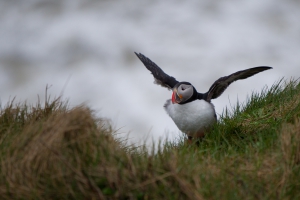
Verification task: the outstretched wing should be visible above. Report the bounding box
[135,52,179,90]
[204,66,272,101]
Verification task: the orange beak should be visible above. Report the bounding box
[171,89,182,104]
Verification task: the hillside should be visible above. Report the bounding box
[0,79,299,199]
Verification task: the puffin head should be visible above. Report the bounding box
[172,82,197,104]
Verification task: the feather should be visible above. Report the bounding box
[135,52,179,90]
[204,66,272,101]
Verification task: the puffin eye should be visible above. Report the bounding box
[181,85,187,91]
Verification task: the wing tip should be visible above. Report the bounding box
[134,52,144,58]
[251,66,273,72]
[134,51,141,58]
[258,66,273,70]
[134,52,149,63]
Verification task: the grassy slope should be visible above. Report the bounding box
[0,80,299,200]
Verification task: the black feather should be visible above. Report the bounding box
[203,66,272,101]
[135,52,179,90]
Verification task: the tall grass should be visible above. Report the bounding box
[0,79,299,199]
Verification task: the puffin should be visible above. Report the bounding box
[135,52,272,142]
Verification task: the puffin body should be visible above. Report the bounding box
[164,99,216,138]
[134,52,272,141]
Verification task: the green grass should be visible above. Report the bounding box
[0,79,299,199]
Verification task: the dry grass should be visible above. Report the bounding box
[0,79,299,199]
[279,119,300,190]
[0,98,122,199]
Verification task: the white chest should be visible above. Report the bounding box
[164,99,216,134]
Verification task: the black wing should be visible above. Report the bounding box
[203,66,272,101]
[135,52,179,90]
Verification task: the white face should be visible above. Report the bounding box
[175,84,193,103]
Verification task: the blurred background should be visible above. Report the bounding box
[0,0,299,146]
